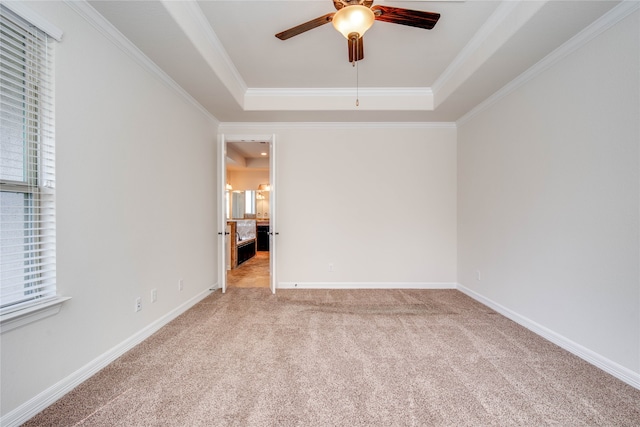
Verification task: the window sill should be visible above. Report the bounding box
[0,296,71,334]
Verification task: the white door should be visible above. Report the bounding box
[269,136,277,294]
[218,134,227,293]
[220,133,276,293]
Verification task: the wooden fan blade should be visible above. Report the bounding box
[371,6,440,30]
[275,13,335,40]
[348,36,364,63]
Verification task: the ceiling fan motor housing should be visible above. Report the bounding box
[333,0,374,11]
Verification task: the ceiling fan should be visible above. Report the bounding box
[275,0,441,63]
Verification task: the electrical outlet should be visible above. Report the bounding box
[328,263,334,272]
[135,297,142,312]
[179,279,184,291]
[476,270,481,281]
[151,288,157,303]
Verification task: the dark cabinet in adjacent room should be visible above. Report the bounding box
[257,225,270,251]
[237,240,256,265]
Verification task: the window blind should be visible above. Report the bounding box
[0,4,56,312]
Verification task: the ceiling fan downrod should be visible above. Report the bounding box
[349,33,360,107]
[349,33,358,67]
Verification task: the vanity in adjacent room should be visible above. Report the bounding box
[227,219,256,269]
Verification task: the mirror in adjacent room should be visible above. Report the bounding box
[229,190,256,219]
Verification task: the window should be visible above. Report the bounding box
[0,4,57,317]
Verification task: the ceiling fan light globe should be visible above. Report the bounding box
[332,5,375,39]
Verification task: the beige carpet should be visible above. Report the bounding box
[24,289,640,426]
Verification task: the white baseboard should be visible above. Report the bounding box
[278,282,457,289]
[456,283,640,391]
[1,286,217,427]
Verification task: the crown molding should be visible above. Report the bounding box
[432,0,547,109]
[431,0,516,91]
[244,87,434,111]
[456,0,640,126]
[161,0,247,107]
[64,0,218,125]
[246,87,432,97]
[219,122,456,130]
[431,0,522,102]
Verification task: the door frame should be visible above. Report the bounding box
[218,133,277,294]
[268,136,277,294]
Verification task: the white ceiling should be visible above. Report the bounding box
[228,140,270,158]
[87,0,620,123]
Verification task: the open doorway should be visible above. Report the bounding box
[223,138,273,290]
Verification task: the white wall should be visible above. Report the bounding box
[1,2,218,419]
[457,10,639,375]
[221,124,458,286]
